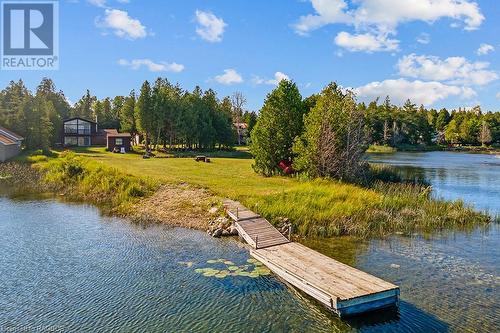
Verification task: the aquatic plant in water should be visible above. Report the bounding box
[191,258,271,279]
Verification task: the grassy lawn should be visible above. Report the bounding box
[72,147,294,199]
[63,147,490,238]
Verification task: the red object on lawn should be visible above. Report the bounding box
[278,160,294,175]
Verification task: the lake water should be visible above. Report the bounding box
[368,151,500,216]
[0,152,499,332]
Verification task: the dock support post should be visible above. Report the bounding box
[288,225,292,240]
[255,235,258,250]
[236,207,239,220]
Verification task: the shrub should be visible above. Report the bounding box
[39,151,157,213]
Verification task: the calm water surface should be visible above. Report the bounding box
[0,152,499,332]
[368,151,500,216]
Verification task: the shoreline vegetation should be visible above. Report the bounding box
[367,144,500,154]
[0,149,493,239]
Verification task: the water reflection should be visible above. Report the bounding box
[305,225,500,332]
[368,151,500,215]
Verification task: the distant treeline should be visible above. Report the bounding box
[0,78,257,151]
[363,97,500,147]
[0,78,498,153]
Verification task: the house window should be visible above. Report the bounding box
[64,137,78,146]
[64,119,91,135]
[115,138,123,146]
[78,122,91,135]
[78,137,91,147]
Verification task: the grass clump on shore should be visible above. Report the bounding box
[245,180,490,238]
[366,145,397,154]
[38,151,158,214]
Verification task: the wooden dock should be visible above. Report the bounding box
[223,199,400,317]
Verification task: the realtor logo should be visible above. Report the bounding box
[1,1,59,70]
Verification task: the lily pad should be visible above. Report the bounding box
[228,266,239,271]
[203,270,219,277]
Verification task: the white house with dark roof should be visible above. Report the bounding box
[0,126,23,162]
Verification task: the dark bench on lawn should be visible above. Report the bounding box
[195,156,211,163]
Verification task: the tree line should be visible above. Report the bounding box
[0,78,258,151]
[251,80,500,178]
[0,77,498,157]
[364,98,500,147]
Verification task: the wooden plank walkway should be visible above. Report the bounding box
[223,199,399,317]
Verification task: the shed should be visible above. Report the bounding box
[106,130,132,152]
[0,126,23,162]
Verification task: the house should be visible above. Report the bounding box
[233,122,248,145]
[0,126,23,162]
[62,117,105,147]
[104,129,132,152]
[62,117,132,152]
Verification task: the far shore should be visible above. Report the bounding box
[367,144,500,154]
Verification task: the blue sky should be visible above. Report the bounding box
[1,0,499,111]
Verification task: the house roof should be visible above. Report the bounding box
[107,132,131,138]
[0,133,17,145]
[0,126,24,141]
[63,117,96,124]
[103,129,119,135]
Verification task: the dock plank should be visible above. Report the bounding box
[224,199,399,316]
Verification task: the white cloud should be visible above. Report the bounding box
[397,54,498,86]
[88,0,106,7]
[118,59,184,72]
[294,0,484,52]
[496,92,500,100]
[476,43,494,56]
[295,0,484,34]
[195,10,226,42]
[354,79,476,106]
[214,69,243,85]
[252,72,290,85]
[293,0,351,36]
[334,31,399,52]
[416,33,430,44]
[98,9,147,40]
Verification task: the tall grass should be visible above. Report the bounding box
[39,151,158,214]
[245,179,490,238]
[366,145,397,153]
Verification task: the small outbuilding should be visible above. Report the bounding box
[0,126,23,162]
[105,129,132,153]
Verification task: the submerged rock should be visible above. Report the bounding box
[212,229,223,238]
[229,225,239,236]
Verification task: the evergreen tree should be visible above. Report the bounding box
[120,91,136,135]
[250,80,304,176]
[71,90,95,120]
[135,81,154,148]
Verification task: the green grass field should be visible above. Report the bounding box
[60,147,490,238]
